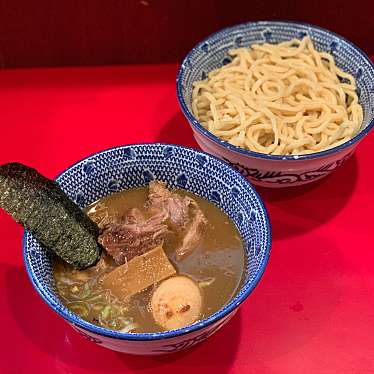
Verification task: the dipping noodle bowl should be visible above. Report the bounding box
[177,21,374,187]
[23,144,271,355]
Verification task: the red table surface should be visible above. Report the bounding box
[0,63,373,374]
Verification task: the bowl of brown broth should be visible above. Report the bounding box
[23,143,271,355]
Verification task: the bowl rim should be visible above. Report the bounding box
[176,20,374,161]
[22,142,272,342]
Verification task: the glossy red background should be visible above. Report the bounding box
[0,64,373,373]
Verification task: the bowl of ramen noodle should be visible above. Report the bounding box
[177,21,374,187]
[22,144,271,355]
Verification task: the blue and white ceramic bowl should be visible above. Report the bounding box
[177,21,374,187]
[23,144,271,355]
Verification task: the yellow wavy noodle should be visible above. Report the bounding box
[192,37,363,155]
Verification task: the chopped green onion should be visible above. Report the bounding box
[198,277,215,288]
[68,302,89,318]
[101,305,111,320]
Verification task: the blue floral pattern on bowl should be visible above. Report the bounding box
[23,143,271,354]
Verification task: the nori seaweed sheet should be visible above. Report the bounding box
[0,163,101,269]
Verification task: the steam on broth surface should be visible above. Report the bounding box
[54,183,245,333]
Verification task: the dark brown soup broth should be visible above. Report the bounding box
[54,187,245,333]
